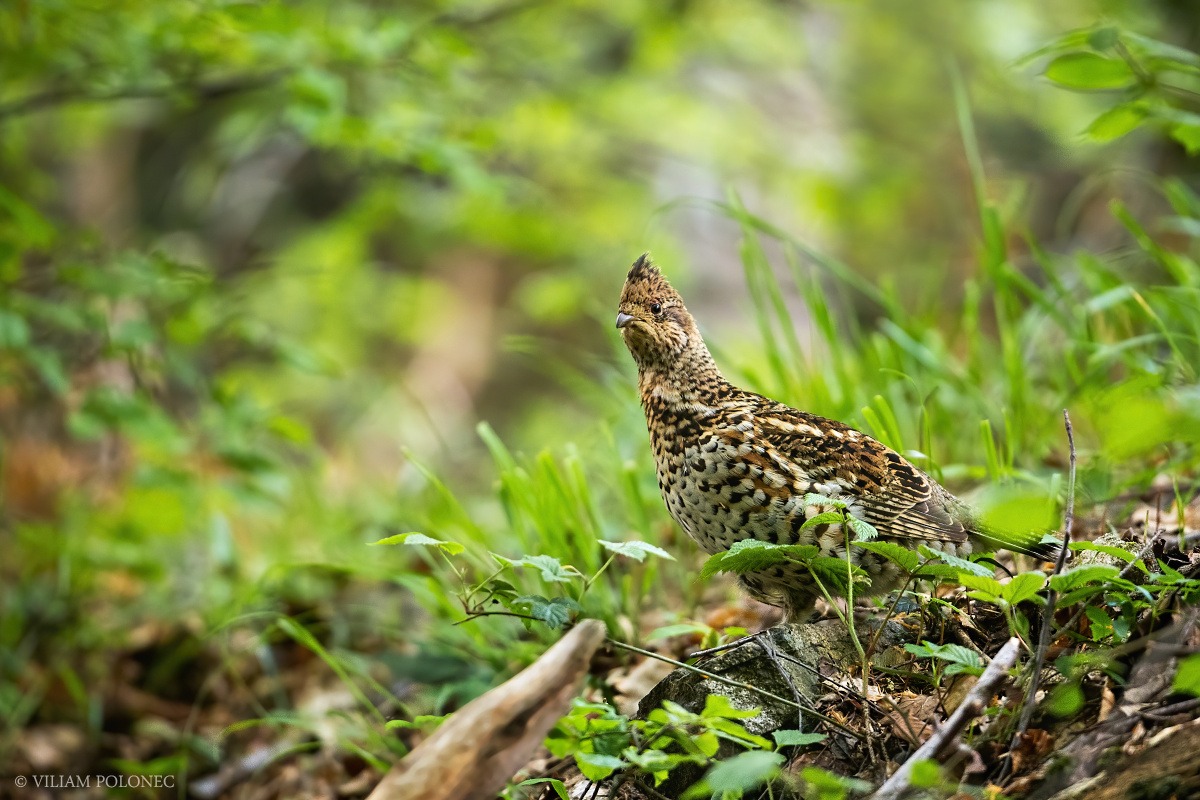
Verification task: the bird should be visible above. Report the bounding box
[616,254,1058,621]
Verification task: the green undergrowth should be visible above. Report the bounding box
[3,19,1200,800]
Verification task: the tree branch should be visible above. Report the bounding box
[869,637,1021,800]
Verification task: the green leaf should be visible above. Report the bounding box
[369,532,465,555]
[853,540,919,573]
[517,778,569,800]
[1085,103,1149,141]
[1049,564,1121,592]
[598,539,674,562]
[908,758,942,788]
[575,751,625,781]
[904,641,984,677]
[959,573,1005,602]
[800,766,874,795]
[1173,654,1200,696]
[847,515,879,542]
[513,595,580,628]
[807,556,869,595]
[1046,681,1084,717]
[701,694,760,720]
[519,554,580,582]
[0,310,30,348]
[1044,52,1136,89]
[803,493,847,509]
[1087,26,1119,51]
[801,511,846,530]
[700,540,819,578]
[919,545,995,577]
[1002,572,1047,605]
[1170,121,1200,156]
[386,714,449,731]
[683,750,785,798]
[25,347,70,395]
[707,717,773,749]
[772,729,828,748]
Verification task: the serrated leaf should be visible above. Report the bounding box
[700,540,818,578]
[1044,52,1136,89]
[960,573,1005,602]
[847,515,879,541]
[808,556,868,595]
[911,563,968,581]
[801,511,846,531]
[1049,564,1121,592]
[772,730,828,747]
[481,578,519,601]
[519,554,579,582]
[598,539,674,562]
[369,532,465,555]
[803,492,848,509]
[513,595,580,628]
[853,540,919,572]
[904,641,984,676]
[1002,572,1047,605]
[919,545,995,577]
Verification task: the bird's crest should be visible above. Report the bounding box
[621,253,677,306]
[627,252,660,281]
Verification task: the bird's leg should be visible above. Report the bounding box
[754,628,806,732]
[686,629,768,660]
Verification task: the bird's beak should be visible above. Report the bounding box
[615,312,635,329]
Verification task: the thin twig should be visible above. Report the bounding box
[869,638,1021,800]
[1008,410,1076,759]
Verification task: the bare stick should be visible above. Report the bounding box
[869,637,1021,800]
[1007,409,1076,762]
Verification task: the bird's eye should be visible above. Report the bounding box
[650,302,663,315]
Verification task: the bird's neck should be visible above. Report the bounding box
[637,344,729,412]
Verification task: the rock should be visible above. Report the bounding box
[632,618,915,795]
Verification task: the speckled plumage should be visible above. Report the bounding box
[617,255,1053,620]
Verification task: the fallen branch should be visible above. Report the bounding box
[366,619,605,800]
[869,637,1021,800]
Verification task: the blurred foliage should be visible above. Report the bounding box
[1,0,1200,794]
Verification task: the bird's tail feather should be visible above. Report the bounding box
[971,525,1066,563]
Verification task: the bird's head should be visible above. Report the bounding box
[616,254,702,371]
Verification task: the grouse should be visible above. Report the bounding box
[616,254,1056,620]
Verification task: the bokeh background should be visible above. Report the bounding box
[3,0,1200,794]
